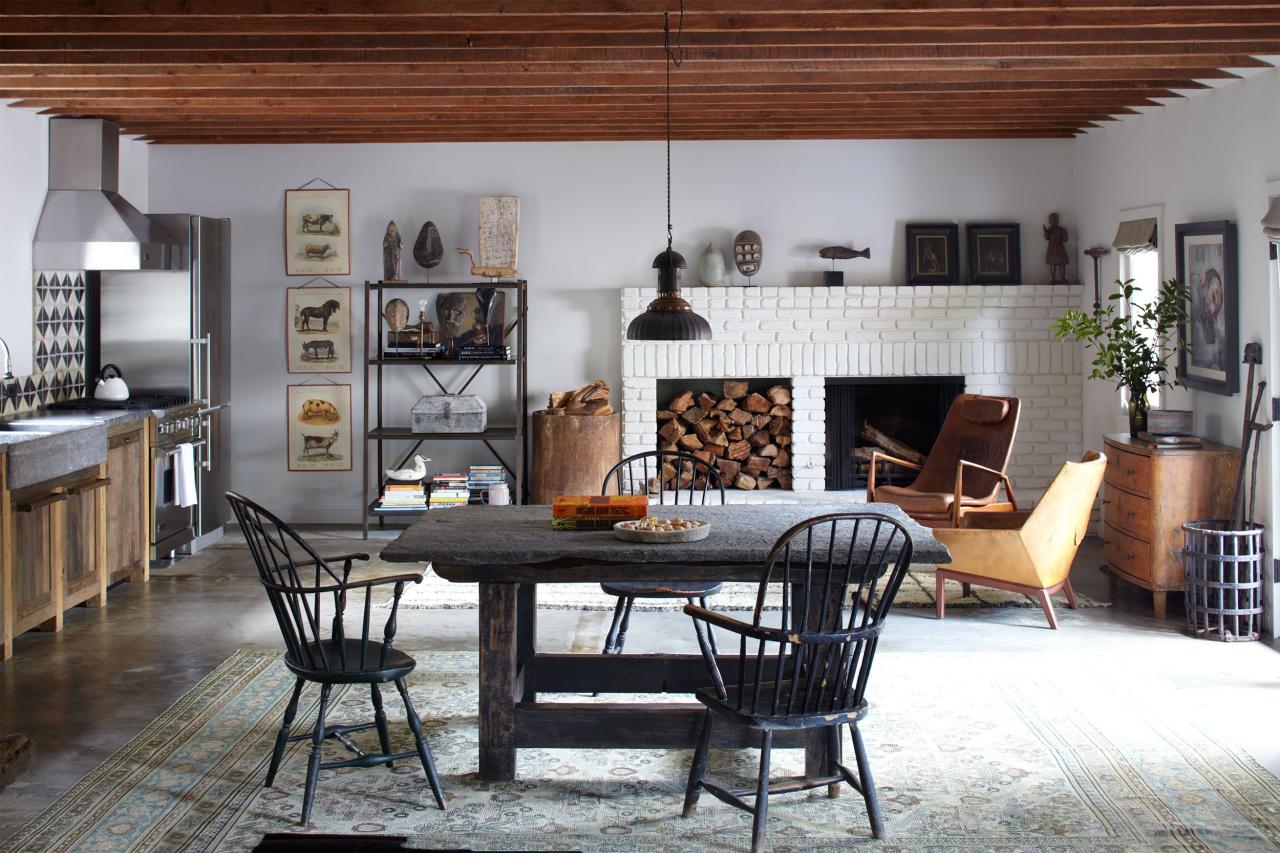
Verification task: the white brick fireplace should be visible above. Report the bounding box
[621,284,1085,502]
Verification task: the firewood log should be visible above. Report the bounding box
[564,398,612,416]
[542,407,566,416]
[745,456,770,475]
[680,406,706,425]
[693,420,717,444]
[669,390,695,414]
[659,441,677,452]
[729,408,753,425]
[548,391,571,409]
[727,427,744,441]
[775,448,790,467]
[760,443,779,458]
[715,397,737,411]
[769,404,792,418]
[751,414,772,429]
[727,440,751,461]
[767,417,790,436]
[698,392,717,412]
[716,458,742,480]
[678,434,703,451]
[748,430,771,448]
[693,450,714,465]
[744,392,771,413]
[723,379,749,399]
[776,435,792,447]
[767,385,791,405]
[656,409,676,421]
[734,473,759,490]
[658,419,686,444]
[705,443,725,457]
[756,477,775,490]
[861,423,925,465]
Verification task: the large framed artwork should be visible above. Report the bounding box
[287,383,352,471]
[286,286,351,373]
[284,188,350,276]
[1176,220,1238,396]
[965,223,1021,285]
[905,223,960,285]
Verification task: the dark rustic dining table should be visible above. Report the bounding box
[381,502,950,782]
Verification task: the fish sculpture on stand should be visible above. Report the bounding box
[819,244,871,286]
[385,454,430,482]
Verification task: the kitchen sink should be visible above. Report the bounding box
[0,419,108,489]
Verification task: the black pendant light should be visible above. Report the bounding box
[626,5,711,342]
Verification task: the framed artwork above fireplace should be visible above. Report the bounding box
[966,223,1022,285]
[906,223,960,285]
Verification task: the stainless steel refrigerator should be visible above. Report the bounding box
[98,214,231,551]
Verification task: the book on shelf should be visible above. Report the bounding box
[456,346,512,360]
[383,344,446,358]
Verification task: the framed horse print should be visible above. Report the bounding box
[286,285,352,373]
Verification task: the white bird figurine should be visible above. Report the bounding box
[385,455,429,482]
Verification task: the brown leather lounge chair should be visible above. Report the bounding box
[868,393,1020,528]
[932,451,1107,629]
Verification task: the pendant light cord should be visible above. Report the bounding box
[664,2,684,254]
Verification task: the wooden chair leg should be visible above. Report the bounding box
[266,677,304,788]
[395,678,446,810]
[682,709,713,817]
[370,684,393,769]
[935,572,946,620]
[961,582,972,598]
[612,597,636,654]
[301,683,331,825]
[851,724,884,839]
[827,724,842,798]
[1036,589,1059,630]
[602,596,627,654]
[751,729,772,853]
[1062,579,1079,610]
[693,596,719,655]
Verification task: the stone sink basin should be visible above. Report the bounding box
[0,418,108,490]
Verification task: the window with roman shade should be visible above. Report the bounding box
[1112,217,1158,255]
[1262,196,1280,257]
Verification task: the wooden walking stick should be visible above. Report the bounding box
[1230,344,1266,528]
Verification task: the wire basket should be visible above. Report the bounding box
[1182,520,1265,642]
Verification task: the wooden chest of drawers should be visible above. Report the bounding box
[1101,433,1238,619]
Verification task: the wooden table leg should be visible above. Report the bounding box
[478,582,518,781]
[517,583,537,702]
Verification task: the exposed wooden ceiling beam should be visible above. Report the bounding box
[0,3,1269,142]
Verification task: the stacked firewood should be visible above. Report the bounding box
[544,380,614,416]
[656,381,792,490]
[852,423,926,480]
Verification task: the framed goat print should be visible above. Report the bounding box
[284,187,350,276]
[906,223,960,285]
[286,285,351,373]
[1176,220,1238,396]
[966,223,1021,285]
[287,383,352,471]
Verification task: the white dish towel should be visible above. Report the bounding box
[175,443,198,508]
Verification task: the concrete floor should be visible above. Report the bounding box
[1,531,1279,844]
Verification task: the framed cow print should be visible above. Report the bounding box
[287,383,352,472]
[284,187,350,276]
[286,285,352,373]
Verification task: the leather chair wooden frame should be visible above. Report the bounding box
[932,451,1106,629]
[867,393,1021,528]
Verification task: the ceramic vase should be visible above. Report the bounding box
[697,242,726,287]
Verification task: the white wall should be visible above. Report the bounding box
[147,139,1076,522]
[1073,67,1280,633]
[0,103,149,378]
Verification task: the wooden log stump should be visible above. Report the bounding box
[531,411,621,503]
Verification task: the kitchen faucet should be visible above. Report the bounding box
[0,337,21,399]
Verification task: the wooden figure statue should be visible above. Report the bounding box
[1043,212,1069,284]
[383,220,405,283]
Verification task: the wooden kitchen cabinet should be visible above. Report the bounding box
[1101,433,1238,619]
[62,470,110,610]
[105,422,149,584]
[8,483,66,639]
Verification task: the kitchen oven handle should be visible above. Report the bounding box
[153,439,207,459]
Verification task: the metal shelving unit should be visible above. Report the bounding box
[362,280,528,538]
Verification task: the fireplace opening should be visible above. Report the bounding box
[825,377,965,490]
[656,378,791,491]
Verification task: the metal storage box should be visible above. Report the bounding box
[411,394,488,433]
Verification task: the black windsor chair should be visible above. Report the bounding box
[599,450,725,655]
[681,511,914,852]
[227,492,446,824]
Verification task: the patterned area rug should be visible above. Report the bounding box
[7,651,1278,852]
[392,564,1107,612]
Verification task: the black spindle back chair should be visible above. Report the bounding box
[681,512,914,853]
[598,450,725,656]
[227,492,446,824]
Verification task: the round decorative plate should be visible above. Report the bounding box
[613,518,711,543]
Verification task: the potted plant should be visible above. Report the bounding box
[1053,278,1189,437]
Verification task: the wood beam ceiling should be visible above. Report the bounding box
[1,2,1275,143]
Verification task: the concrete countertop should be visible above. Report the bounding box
[0,406,150,491]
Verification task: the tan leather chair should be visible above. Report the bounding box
[868,394,1021,528]
[932,451,1106,629]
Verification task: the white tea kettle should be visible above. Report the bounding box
[93,364,130,401]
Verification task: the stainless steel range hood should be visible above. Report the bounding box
[32,118,179,271]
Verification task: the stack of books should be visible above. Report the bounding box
[467,465,506,504]
[429,473,470,510]
[376,481,427,512]
[385,343,445,358]
[551,494,650,530]
[457,345,512,361]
